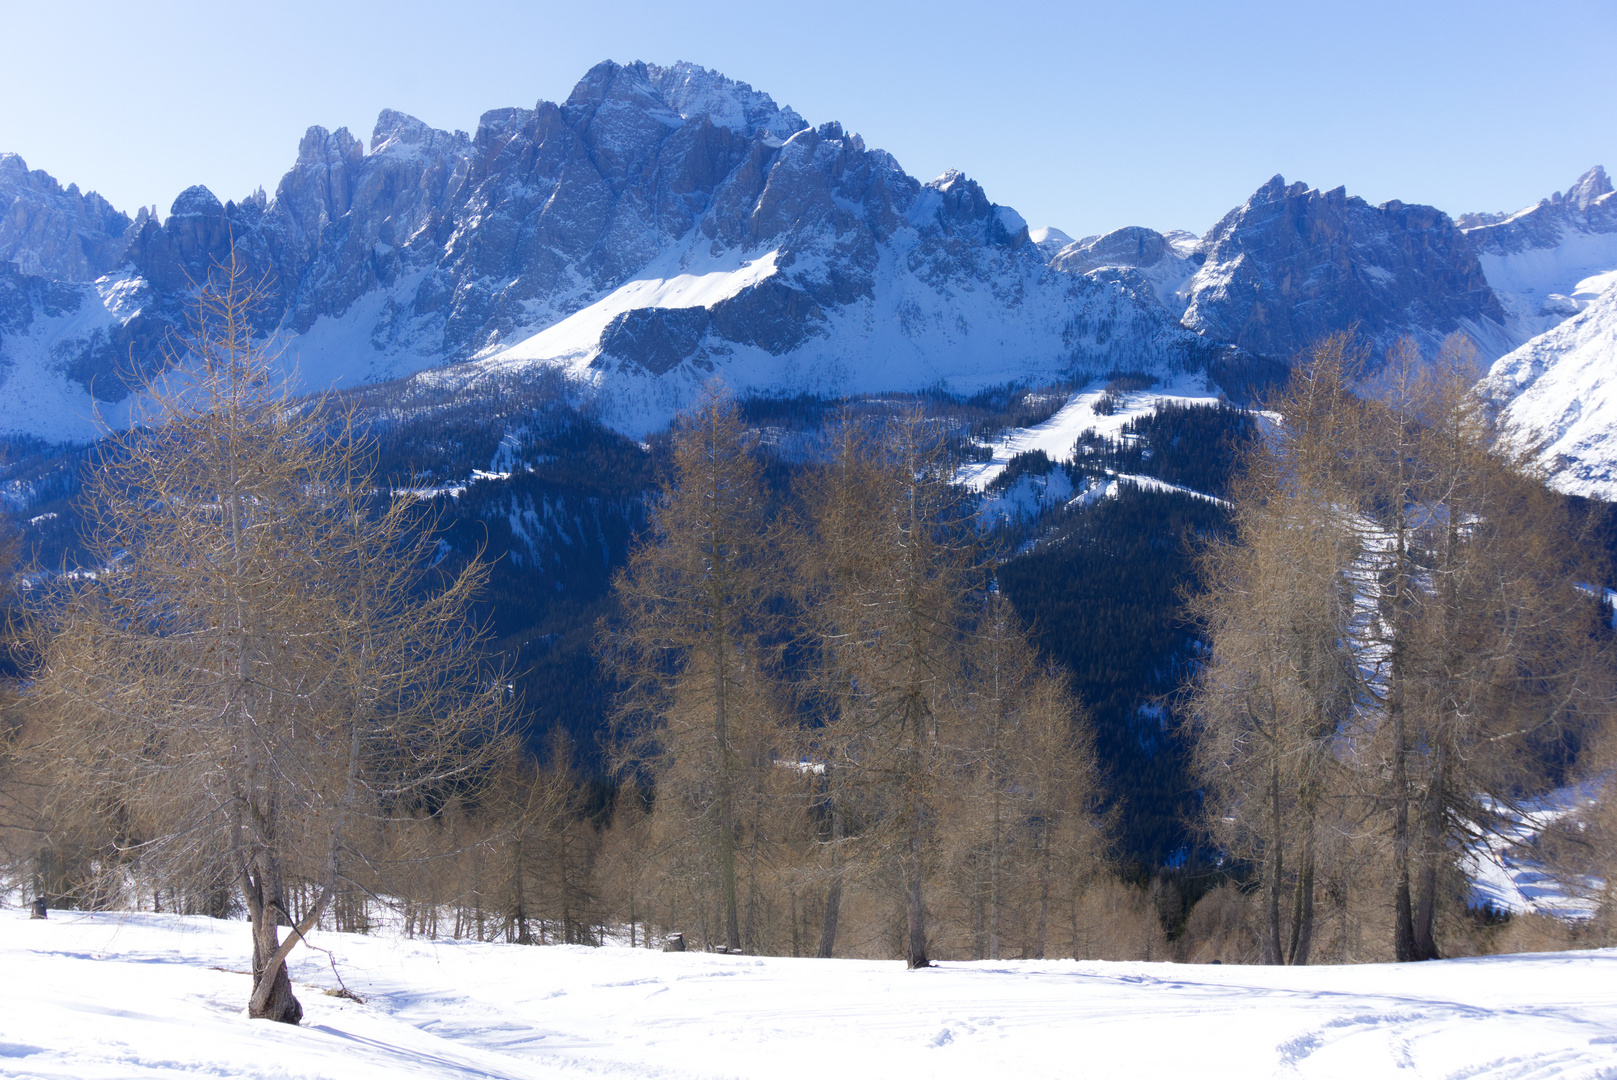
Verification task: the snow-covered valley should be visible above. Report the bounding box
[4,910,1617,1080]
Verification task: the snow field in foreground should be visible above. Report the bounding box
[3,912,1617,1079]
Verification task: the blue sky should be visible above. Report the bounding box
[2,0,1612,239]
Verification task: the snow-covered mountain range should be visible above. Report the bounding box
[1,60,1614,473]
[0,61,1235,440]
[1482,275,1617,498]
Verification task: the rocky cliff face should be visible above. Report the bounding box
[0,154,138,282]
[1179,176,1507,361]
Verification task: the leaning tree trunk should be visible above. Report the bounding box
[249,906,303,1023]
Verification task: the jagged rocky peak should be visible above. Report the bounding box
[918,169,1028,248]
[0,152,134,281]
[1181,174,1504,360]
[1565,164,1613,213]
[373,108,431,150]
[559,60,807,144]
[644,61,806,140]
[272,126,365,243]
[1462,165,1616,256]
[1456,166,1617,340]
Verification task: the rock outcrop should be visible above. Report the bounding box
[0,153,136,282]
[1180,176,1506,361]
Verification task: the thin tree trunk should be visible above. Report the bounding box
[903,840,929,969]
[513,839,531,945]
[989,777,1003,961]
[1034,832,1051,960]
[901,758,930,968]
[1266,764,1284,965]
[1288,828,1316,966]
[713,640,743,954]
[1391,674,1417,961]
[1412,743,1446,960]
[817,793,845,958]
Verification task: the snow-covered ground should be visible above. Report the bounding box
[955,372,1223,492]
[1467,782,1607,921]
[5,910,1617,1080]
[957,373,1226,527]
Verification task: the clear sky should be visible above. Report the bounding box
[2,0,1612,240]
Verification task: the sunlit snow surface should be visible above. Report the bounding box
[1483,280,1617,498]
[477,247,786,377]
[5,911,1617,1079]
[960,375,1228,531]
[955,373,1223,493]
[1466,783,1606,921]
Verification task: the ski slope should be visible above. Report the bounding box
[4,910,1617,1079]
[954,373,1223,492]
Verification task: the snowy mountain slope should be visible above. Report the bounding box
[0,263,148,442]
[960,375,1225,528]
[956,372,1223,492]
[1462,166,1617,344]
[418,157,1230,435]
[1046,225,1199,310]
[1480,279,1617,498]
[8,910,1617,1080]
